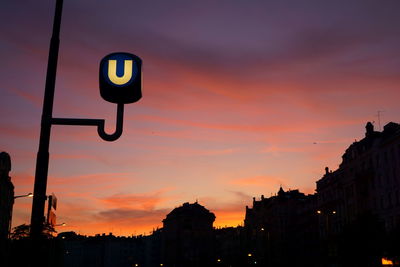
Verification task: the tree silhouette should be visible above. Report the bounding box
[10,223,57,240]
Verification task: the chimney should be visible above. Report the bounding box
[365,122,374,137]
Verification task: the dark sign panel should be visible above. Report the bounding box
[47,193,57,226]
[47,210,57,227]
[50,193,57,210]
[99,52,142,104]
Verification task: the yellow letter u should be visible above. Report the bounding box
[108,60,133,85]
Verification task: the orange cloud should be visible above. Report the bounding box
[100,188,173,210]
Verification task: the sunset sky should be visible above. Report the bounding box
[1,0,400,236]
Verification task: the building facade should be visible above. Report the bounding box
[244,188,319,267]
[162,201,215,267]
[316,122,400,266]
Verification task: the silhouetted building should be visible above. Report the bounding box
[0,152,14,240]
[60,232,147,267]
[214,226,246,267]
[144,228,162,267]
[244,188,319,267]
[316,122,400,266]
[0,152,14,266]
[162,201,215,267]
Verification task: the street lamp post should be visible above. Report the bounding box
[30,0,142,264]
[30,0,141,242]
[30,0,64,241]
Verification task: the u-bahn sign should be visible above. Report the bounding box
[99,52,142,104]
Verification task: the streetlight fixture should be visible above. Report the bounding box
[54,222,66,227]
[14,193,33,199]
[9,192,34,238]
[316,210,337,215]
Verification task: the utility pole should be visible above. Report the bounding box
[29,1,141,265]
[30,0,64,240]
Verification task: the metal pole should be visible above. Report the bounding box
[30,0,63,240]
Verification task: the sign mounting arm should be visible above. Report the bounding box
[51,102,124,141]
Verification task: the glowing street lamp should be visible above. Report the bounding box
[14,193,33,199]
[316,210,337,215]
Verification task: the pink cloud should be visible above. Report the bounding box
[230,175,285,187]
[100,188,174,210]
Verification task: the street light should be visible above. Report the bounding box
[316,210,337,215]
[14,193,33,199]
[9,192,34,238]
[54,222,66,227]
[316,209,337,236]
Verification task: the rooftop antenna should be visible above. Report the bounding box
[376,110,385,131]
